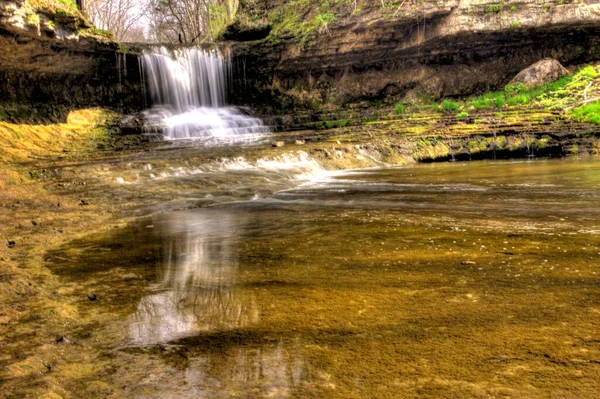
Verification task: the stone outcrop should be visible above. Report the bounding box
[509,58,569,88]
[228,0,600,111]
[0,0,144,122]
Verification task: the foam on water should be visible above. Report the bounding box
[141,47,270,141]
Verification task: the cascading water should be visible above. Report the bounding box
[141,47,269,141]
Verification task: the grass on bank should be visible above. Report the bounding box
[391,64,600,124]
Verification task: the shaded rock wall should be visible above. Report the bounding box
[0,0,144,123]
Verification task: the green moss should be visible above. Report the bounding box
[484,2,505,13]
[570,101,600,124]
[495,135,508,149]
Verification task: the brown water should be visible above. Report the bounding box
[48,158,600,397]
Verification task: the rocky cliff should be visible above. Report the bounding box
[229,0,600,111]
[0,0,143,122]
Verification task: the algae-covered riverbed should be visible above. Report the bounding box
[26,157,600,398]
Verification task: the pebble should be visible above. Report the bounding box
[295,140,305,145]
[272,141,285,148]
[87,293,98,301]
[461,260,477,265]
[6,240,15,249]
[55,336,72,345]
[78,199,89,206]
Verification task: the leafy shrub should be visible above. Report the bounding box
[455,111,469,119]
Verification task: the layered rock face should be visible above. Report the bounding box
[230,0,600,111]
[0,0,143,122]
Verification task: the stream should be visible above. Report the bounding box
[45,156,600,398]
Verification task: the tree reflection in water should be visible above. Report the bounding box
[127,210,259,346]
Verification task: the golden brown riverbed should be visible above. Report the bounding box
[15,158,597,398]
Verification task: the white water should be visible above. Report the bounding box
[141,47,270,141]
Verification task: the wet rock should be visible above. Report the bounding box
[272,141,285,148]
[55,229,64,234]
[31,220,37,226]
[461,260,477,266]
[509,59,568,88]
[6,240,16,248]
[87,293,98,301]
[295,140,306,145]
[78,199,89,206]
[55,336,72,345]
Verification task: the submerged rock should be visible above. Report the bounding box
[509,59,568,88]
[55,336,72,345]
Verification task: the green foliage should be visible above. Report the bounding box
[570,101,600,124]
[442,100,461,112]
[509,21,521,28]
[267,0,355,48]
[579,65,599,79]
[56,0,78,10]
[504,83,526,95]
[485,2,505,13]
[315,11,337,26]
[394,103,407,115]
[27,12,41,25]
[506,95,528,106]
[87,27,113,38]
[338,119,349,127]
[455,111,469,119]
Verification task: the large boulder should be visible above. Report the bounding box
[509,59,568,88]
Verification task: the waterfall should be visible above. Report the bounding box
[141,47,269,141]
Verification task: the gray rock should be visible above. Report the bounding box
[509,59,568,88]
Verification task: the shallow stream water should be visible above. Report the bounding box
[49,157,600,397]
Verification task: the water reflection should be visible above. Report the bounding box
[170,338,314,397]
[128,210,258,346]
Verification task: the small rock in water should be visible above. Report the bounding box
[272,141,285,148]
[6,240,16,249]
[295,140,305,145]
[115,177,125,184]
[55,336,72,345]
[87,293,98,301]
[78,199,89,206]
[461,260,477,266]
[31,220,37,226]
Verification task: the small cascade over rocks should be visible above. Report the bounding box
[141,47,269,141]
